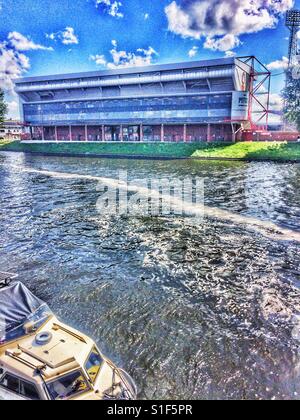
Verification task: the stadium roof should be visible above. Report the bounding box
[15,57,247,84]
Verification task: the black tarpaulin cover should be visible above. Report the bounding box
[0,282,50,336]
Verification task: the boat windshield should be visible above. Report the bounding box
[0,304,52,345]
[84,347,103,383]
[46,370,90,400]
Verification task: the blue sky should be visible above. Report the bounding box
[1,0,299,120]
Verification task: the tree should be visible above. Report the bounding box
[283,69,300,131]
[0,89,8,126]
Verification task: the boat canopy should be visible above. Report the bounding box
[0,282,52,345]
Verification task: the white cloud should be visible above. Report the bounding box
[165,0,294,51]
[7,100,18,112]
[0,31,51,95]
[267,56,289,71]
[46,27,79,45]
[61,27,79,45]
[7,100,20,119]
[144,13,149,20]
[225,51,237,58]
[0,32,51,116]
[95,0,124,18]
[90,54,107,66]
[188,46,198,58]
[8,32,53,51]
[90,41,158,69]
[269,93,283,111]
[0,41,30,94]
[204,34,241,52]
[47,33,55,41]
[108,45,158,69]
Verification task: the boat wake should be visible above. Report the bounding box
[16,166,300,243]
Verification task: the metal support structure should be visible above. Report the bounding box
[140,124,143,142]
[206,78,211,92]
[183,124,187,143]
[231,123,243,143]
[102,125,105,142]
[69,125,72,141]
[286,10,300,67]
[288,26,300,67]
[283,10,300,130]
[161,124,164,142]
[85,125,88,142]
[120,125,123,142]
[41,126,44,141]
[55,126,58,142]
[207,124,211,142]
[237,56,271,129]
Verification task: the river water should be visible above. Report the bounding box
[0,151,300,400]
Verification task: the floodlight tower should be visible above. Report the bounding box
[286,10,300,67]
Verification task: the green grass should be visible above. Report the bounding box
[191,142,300,161]
[0,140,222,158]
[0,140,300,161]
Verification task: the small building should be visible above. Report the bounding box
[14,57,269,143]
[0,120,27,141]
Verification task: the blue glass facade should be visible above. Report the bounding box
[23,95,232,125]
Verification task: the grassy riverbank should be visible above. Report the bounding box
[0,140,300,161]
[191,142,300,161]
[0,140,224,158]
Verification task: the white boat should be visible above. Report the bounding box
[0,272,137,400]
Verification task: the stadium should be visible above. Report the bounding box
[15,56,270,143]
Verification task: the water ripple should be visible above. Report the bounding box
[0,152,300,400]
